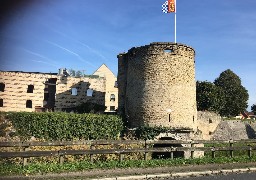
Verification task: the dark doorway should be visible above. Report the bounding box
[152,137,184,159]
[43,78,57,110]
[26,100,32,108]
[0,83,5,92]
[27,85,34,93]
[0,99,3,107]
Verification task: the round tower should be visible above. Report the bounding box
[118,42,197,131]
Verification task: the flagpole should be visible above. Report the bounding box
[174,0,177,43]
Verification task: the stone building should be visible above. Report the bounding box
[93,64,118,112]
[118,42,197,131]
[117,42,200,158]
[0,64,118,113]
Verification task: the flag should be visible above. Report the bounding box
[162,0,175,13]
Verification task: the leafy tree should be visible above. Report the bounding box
[76,70,83,77]
[68,69,84,77]
[252,104,256,115]
[196,81,224,113]
[68,69,76,77]
[214,69,249,117]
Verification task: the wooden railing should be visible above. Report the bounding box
[1,139,256,166]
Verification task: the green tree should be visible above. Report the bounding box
[252,104,256,115]
[68,69,76,77]
[214,69,249,117]
[75,70,83,77]
[196,81,224,113]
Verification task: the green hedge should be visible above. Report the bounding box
[6,112,123,141]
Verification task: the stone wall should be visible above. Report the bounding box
[118,42,197,130]
[54,76,105,111]
[0,68,112,112]
[0,71,55,112]
[196,111,222,140]
[211,120,256,140]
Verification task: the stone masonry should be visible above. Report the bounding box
[118,42,197,131]
[0,65,118,112]
[93,64,118,112]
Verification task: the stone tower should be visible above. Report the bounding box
[118,42,197,131]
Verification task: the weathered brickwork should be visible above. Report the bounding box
[118,42,197,130]
[54,75,106,111]
[0,65,118,112]
[197,111,222,140]
[0,71,56,112]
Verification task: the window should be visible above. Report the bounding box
[110,94,115,101]
[86,89,93,97]
[0,99,3,107]
[26,100,32,108]
[114,81,118,88]
[209,118,213,123]
[71,88,77,96]
[0,83,5,92]
[27,85,34,93]
[164,49,173,53]
[110,106,115,111]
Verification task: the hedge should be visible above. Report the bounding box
[5,112,123,141]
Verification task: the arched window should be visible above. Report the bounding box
[26,100,32,108]
[86,89,93,97]
[27,85,34,93]
[0,83,5,92]
[164,49,173,53]
[110,94,115,101]
[71,88,77,96]
[114,81,118,88]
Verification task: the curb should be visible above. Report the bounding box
[2,163,256,180]
[92,167,256,180]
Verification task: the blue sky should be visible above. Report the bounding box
[0,0,255,109]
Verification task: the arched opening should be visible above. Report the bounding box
[71,88,77,96]
[27,85,34,93]
[110,94,115,101]
[26,100,32,108]
[152,137,184,159]
[0,99,3,107]
[164,49,173,53]
[86,89,93,96]
[0,83,5,92]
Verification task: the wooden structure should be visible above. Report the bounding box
[1,139,256,166]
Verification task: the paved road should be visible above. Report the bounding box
[174,172,256,180]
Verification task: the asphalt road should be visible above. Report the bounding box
[174,172,256,180]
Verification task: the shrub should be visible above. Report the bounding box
[6,112,123,141]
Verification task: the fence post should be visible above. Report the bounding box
[229,141,234,158]
[144,140,148,161]
[59,155,64,165]
[90,144,94,163]
[170,147,174,159]
[59,151,64,165]
[211,147,215,159]
[23,146,29,166]
[119,153,124,162]
[191,142,194,159]
[248,145,252,158]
